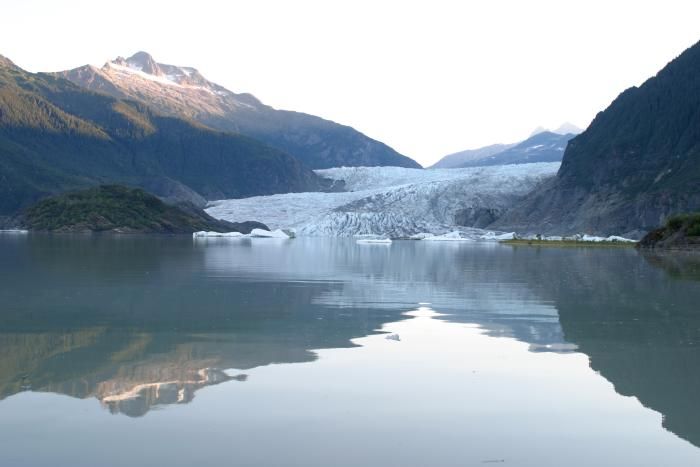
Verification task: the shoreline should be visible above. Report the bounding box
[501,239,637,248]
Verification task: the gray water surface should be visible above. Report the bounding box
[1,235,700,466]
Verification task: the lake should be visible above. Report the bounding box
[1,235,700,466]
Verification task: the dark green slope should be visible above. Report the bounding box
[493,40,700,236]
[0,57,327,218]
[23,185,264,233]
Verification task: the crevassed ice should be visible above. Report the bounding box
[206,163,560,237]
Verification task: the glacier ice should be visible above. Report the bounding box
[206,163,559,238]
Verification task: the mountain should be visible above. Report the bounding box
[454,131,573,168]
[493,40,700,237]
[528,125,549,137]
[530,122,583,137]
[60,52,420,169]
[429,143,516,169]
[553,122,583,135]
[0,55,328,219]
[23,185,267,233]
[431,124,580,169]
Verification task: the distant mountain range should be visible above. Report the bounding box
[493,39,700,237]
[0,55,329,219]
[456,131,575,168]
[431,125,580,169]
[61,52,419,169]
[430,143,516,169]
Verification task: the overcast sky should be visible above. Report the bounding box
[3,0,699,166]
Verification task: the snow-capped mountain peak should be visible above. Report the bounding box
[552,122,583,135]
[123,51,161,75]
[104,52,213,89]
[530,122,583,137]
[60,52,420,169]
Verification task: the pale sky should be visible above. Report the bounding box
[2,0,699,166]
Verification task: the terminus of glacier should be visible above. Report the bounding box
[206,164,560,238]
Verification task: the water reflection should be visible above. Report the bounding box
[1,234,700,455]
[505,246,700,448]
[0,236,409,416]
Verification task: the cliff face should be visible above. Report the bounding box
[493,40,700,237]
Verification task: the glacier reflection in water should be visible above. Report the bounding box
[1,236,700,466]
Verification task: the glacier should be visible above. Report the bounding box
[206,163,559,237]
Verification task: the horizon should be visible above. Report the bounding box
[2,0,699,166]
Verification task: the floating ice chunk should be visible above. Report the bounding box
[0,229,28,234]
[248,228,290,239]
[192,231,244,238]
[423,231,475,242]
[385,334,400,341]
[193,229,291,239]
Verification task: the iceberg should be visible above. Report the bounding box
[192,229,290,239]
[192,231,244,238]
[422,231,475,242]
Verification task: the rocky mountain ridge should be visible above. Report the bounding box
[61,52,420,169]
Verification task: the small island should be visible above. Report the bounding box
[638,213,700,250]
[23,185,265,234]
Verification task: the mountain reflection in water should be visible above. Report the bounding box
[0,235,699,454]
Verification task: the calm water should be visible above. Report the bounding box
[1,235,700,466]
